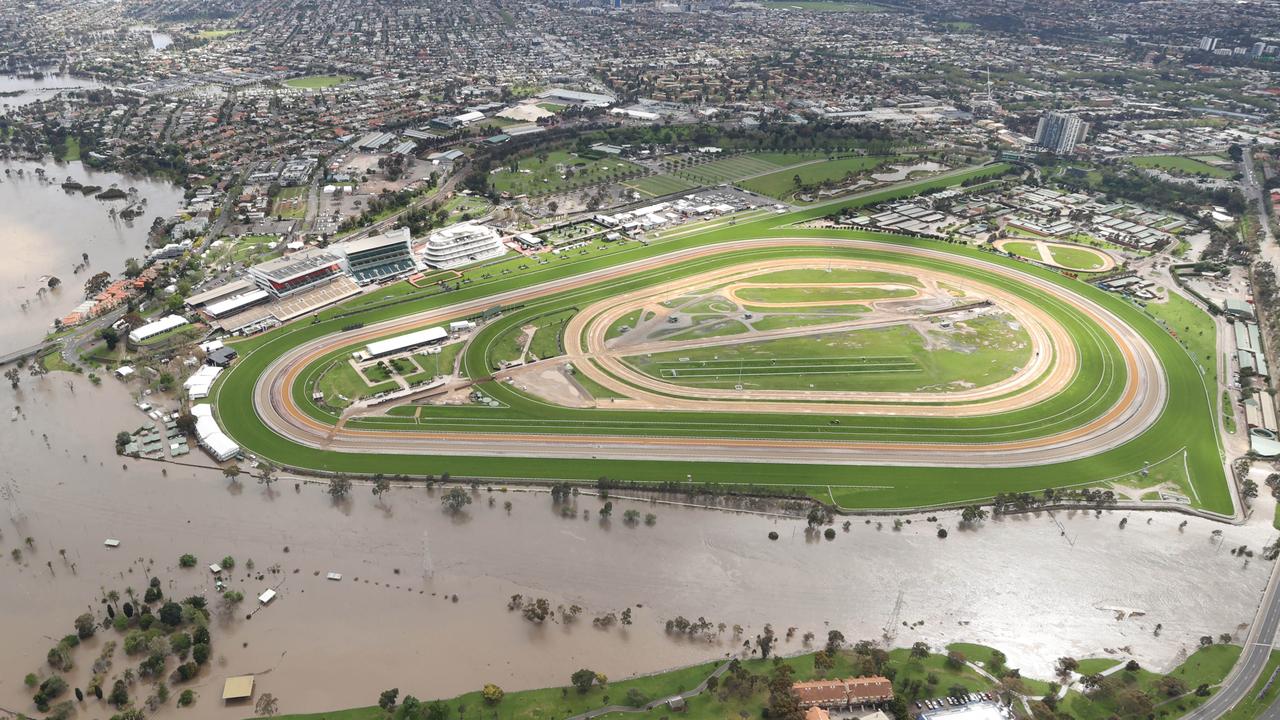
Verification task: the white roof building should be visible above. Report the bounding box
[421,223,504,269]
[364,326,448,358]
[192,404,239,461]
[184,365,223,399]
[129,314,190,343]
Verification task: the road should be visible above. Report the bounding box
[1184,552,1280,719]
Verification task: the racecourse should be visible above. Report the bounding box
[211,166,1230,512]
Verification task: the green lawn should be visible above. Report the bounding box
[1076,658,1122,675]
[733,285,915,304]
[1131,155,1233,179]
[197,29,242,39]
[625,174,701,197]
[273,186,309,220]
[739,155,908,199]
[1047,245,1109,271]
[625,312,1030,393]
[284,74,354,89]
[316,361,398,408]
[492,150,643,197]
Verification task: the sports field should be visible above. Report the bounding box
[1130,155,1233,179]
[674,152,826,186]
[995,239,1115,272]
[209,163,1229,513]
[284,74,354,89]
[491,150,643,196]
[739,155,905,198]
[624,174,700,197]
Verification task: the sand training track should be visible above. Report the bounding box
[243,237,1167,468]
[563,257,1063,414]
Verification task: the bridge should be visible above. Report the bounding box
[0,340,61,366]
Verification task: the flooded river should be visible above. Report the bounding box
[0,74,111,110]
[0,160,186,353]
[0,378,1275,718]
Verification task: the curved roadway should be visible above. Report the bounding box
[249,237,1168,468]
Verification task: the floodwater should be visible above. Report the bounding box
[0,377,1276,719]
[0,74,111,110]
[0,160,186,353]
[151,32,174,51]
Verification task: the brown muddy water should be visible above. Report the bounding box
[0,159,187,353]
[0,377,1275,718]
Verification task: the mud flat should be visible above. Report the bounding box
[0,377,1275,718]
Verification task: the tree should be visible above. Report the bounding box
[945,650,966,669]
[1055,656,1078,679]
[372,476,391,503]
[766,662,803,720]
[223,464,241,484]
[179,553,197,568]
[910,641,930,659]
[99,326,120,350]
[159,601,183,626]
[759,623,776,659]
[571,668,597,693]
[960,505,988,525]
[482,684,504,705]
[425,701,450,720]
[442,487,472,514]
[255,693,280,717]
[74,612,96,639]
[327,475,352,501]
[378,688,399,711]
[825,629,845,654]
[109,679,129,708]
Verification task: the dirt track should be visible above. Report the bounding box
[244,237,1165,469]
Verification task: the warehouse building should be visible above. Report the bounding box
[421,223,504,269]
[334,227,416,285]
[248,248,345,298]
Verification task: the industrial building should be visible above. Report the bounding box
[363,326,447,359]
[334,227,416,284]
[1033,112,1089,155]
[421,223,505,269]
[248,248,345,298]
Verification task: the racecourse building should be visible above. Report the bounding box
[248,248,345,298]
[421,223,504,269]
[336,227,416,284]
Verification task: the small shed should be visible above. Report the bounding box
[209,563,222,574]
[222,675,255,702]
[103,538,121,548]
[326,572,343,581]
[667,696,686,712]
[258,588,277,605]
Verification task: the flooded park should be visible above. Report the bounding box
[0,376,1276,718]
[0,159,186,353]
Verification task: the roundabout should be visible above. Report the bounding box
[211,222,1229,512]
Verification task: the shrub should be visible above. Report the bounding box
[178,554,197,568]
[178,689,196,707]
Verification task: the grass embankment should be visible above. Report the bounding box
[210,162,1228,512]
[263,644,1241,720]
